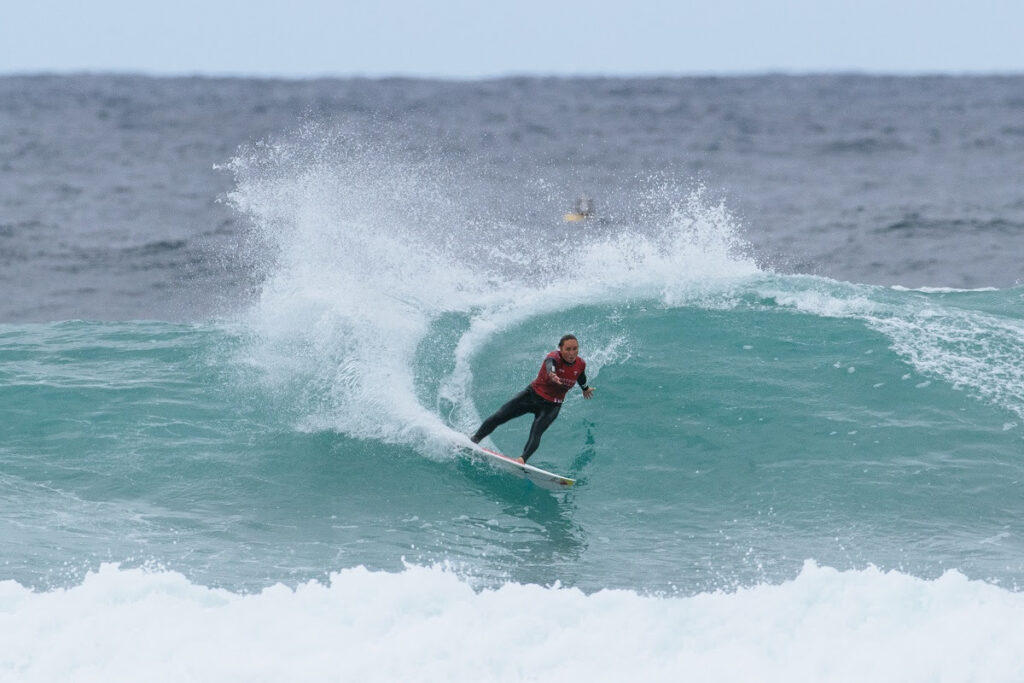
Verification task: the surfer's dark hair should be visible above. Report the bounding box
[558,334,578,348]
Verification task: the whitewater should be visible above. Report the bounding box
[4,562,1024,682]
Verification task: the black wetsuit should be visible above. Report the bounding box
[471,358,589,462]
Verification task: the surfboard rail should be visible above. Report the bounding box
[463,444,575,490]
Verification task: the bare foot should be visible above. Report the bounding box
[514,457,526,464]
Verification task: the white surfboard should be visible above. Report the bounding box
[463,444,575,490]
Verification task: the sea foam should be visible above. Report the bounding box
[2,561,1022,683]
[222,123,760,454]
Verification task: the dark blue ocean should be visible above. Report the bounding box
[2,74,1024,681]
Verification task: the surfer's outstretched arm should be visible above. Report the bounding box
[579,369,595,398]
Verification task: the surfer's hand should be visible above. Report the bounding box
[582,387,595,399]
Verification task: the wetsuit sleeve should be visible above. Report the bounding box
[544,358,557,374]
[578,369,589,391]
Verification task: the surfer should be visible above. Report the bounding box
[563,195,594,222]
[470,334,595,463]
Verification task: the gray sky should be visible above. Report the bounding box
[2,0,1022,78]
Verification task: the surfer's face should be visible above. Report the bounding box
[559,339,579,363]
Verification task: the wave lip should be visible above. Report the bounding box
[222,123,760,451]
[2,560,1023,682]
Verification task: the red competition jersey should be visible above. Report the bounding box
[530,351,587,403]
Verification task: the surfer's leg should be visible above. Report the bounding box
[471,388,534,443]
[520,402,561,462]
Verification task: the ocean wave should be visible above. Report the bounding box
[2,561,1022,683]
[222,122,759,452]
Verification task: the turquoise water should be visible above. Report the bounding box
[4,275,1022,597]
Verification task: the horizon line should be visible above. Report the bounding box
[3,67,1024,82]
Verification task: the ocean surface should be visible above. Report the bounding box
[2,73,1024,681]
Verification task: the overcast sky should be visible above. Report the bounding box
[2,0,1022,78]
